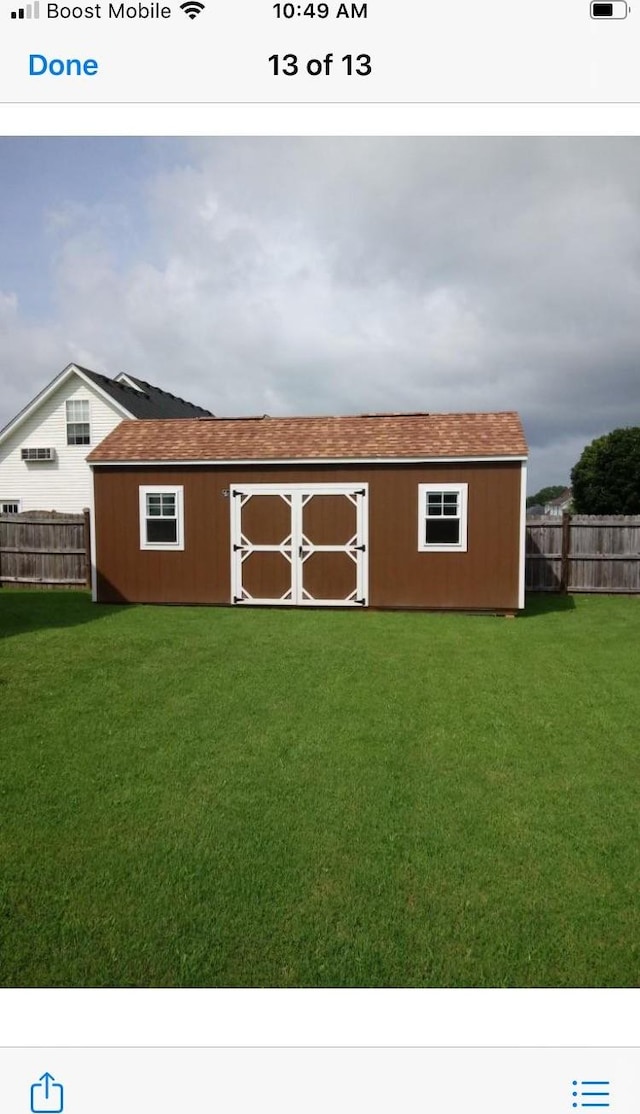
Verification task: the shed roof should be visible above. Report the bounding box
[88,410,527,463]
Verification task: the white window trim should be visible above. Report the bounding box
[139,485,185,551]
[1,498,21,514]
[66,398,91,446]
[418,482,468,553]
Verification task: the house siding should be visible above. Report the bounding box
[93,460,522,611]
[0,376,128,513]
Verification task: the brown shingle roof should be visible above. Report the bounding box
[88,410,528,463]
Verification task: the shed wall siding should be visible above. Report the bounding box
[0,376,128,513]
[94,461,522,610]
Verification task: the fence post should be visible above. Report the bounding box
[83,507,92,591]
[560,512,571,593]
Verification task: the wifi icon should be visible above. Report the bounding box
[180,0,204,16]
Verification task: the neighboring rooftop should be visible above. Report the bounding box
[0,363,214,443]
[77,367,214,419]
[88,410,528,463]
[545,487,573,507]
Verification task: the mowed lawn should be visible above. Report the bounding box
[1,591,639,987]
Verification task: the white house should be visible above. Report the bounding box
[0,363,213,514]
[544,487,573,517]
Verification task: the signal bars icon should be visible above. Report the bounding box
[11,1,39,15]
[180,0,204,16]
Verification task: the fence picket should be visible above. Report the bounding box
[2,511,639,596]
[526,514,640,593]
[0,511,90,589]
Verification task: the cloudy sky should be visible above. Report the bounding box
[1,136,639,493]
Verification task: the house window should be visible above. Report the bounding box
[139,486,184,550]
[66,399,90,445]
[1,500,20,514]
[418,483,468,552]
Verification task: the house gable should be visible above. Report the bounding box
[0,368,138,514]
[0,363,134,447]
[1,363,214,514]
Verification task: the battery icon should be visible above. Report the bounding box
[590,1,627,15]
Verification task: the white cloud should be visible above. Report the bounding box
[2,137,640,490]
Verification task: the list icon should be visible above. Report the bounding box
[572,1079,611,1108]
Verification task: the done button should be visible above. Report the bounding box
[29,53,99,74]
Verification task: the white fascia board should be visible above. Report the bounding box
[0,363,135,448]
[114,373,144,392]
[91,454,529,467]
[518,460,527,610]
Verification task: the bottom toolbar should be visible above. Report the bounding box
[0,1048,638,1114]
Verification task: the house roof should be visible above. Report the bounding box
[0,363,213,446]
[545,487,572,507]
[75,367,214,419]
[88,410,528,463]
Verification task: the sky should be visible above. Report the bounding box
[1,136,640,494]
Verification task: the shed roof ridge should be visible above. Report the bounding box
[183,408,522,423]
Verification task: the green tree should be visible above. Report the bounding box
[571,427,640,514]
[526,484,565,508]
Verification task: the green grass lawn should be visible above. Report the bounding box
[1,590,639,987]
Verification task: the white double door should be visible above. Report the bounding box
[230,483,369,606]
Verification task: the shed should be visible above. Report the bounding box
[88,410,528,612]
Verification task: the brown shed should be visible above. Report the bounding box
[88,410,528,612]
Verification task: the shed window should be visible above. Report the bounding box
[139,486,184,551]
[418,483,468,552]
[1,500,20,514]
[66,399,90,445]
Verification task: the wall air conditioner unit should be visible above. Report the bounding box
[21,447,56,461]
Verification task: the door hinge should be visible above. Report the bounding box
[233,543,244,552]
[354,544,366,552]
[356,597,366,605]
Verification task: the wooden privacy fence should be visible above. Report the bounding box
[0,510,91,589]
[526,514,640,593]
[1,509,638,595]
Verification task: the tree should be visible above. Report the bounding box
[571,427,640,514]
[526,484,565,508]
